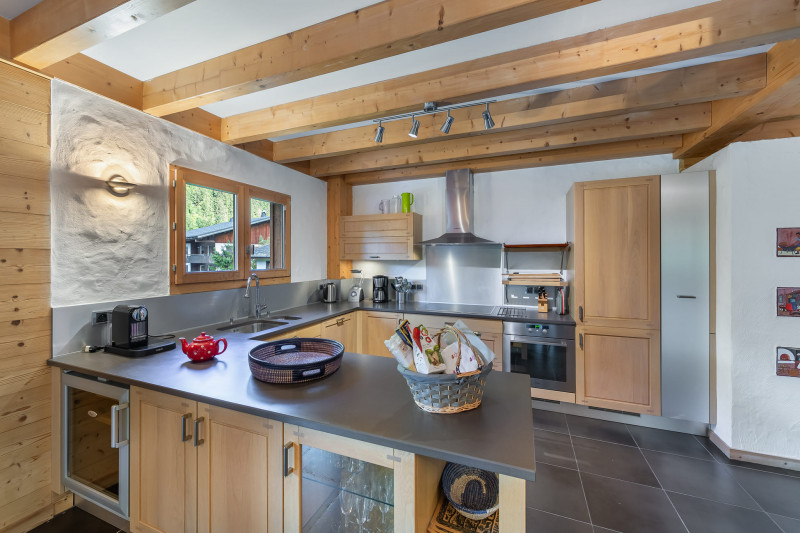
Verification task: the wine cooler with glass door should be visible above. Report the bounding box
[284,425,396,533]
[61,371,130,528]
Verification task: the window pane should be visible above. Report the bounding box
[249,197,285,271]
[185,183,237,273]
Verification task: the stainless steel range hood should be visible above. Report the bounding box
[420,169,498,246]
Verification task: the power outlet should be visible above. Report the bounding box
[91,311,112,325]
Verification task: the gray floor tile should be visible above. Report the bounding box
[565,415,637,446]
[668,491,782,533]
[729,465,800,519]
[581,473,686,533]
[626,425,714,460]
[525,508,593,533]
[532,408,569,434]
[769,513,800,533]
[693,436,731,463]
[30,508,118,533]
[526,462,590,523]
[643,450,760,509]
[572,436,659,487]
[535,428,578,470]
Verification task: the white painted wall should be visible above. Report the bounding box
[351,155,679,301]
[709,138,800,460]
[50,81,327,307]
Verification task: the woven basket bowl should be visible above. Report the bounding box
[397,361,493,414]
[441,462,500,520]
[249,338,344,384]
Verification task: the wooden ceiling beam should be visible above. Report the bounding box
[310,104,710,177]
[142,0,599,117]
[162,108,221,139]
[341,136,683,185]
[735,116,800,143]
[42,53,143,108]
[0,17,10,60]
[11,0,195,70]
[273,55,765,163]
[675,39,800,160]
[235,140,316,177]
[222,0,800,143]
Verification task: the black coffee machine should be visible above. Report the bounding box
[373,275,389,303]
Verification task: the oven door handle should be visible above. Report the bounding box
[505,335,571,347]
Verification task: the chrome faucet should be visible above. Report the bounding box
[244,274,268,318]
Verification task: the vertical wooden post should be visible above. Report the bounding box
[326,176,352,279]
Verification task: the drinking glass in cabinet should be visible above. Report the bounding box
[301,446,394,532]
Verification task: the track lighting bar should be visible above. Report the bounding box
[372,99,496,143]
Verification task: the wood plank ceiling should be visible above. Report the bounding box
[3,0,800,182]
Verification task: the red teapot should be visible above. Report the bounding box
[180,332,227,362]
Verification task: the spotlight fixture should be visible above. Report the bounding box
[482,103,495,130]
[374,121,384,143]
[440,110,454,134]
[408,116,420,138]
[106,175,136,196]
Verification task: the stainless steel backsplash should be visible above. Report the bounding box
[423,245,503,305]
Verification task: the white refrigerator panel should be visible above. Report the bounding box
[661,173,710,423]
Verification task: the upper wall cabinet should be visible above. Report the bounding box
[339,213,422,261]
[572,176,661,330]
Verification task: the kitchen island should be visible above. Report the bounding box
[50,326,535,532]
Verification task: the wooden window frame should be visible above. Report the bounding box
[169,165,291,294]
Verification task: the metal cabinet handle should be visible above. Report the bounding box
[193,417,205,447]
[111,403,129,448]
[336,318,345,326]
[579,333,583,349]
[369,256,381,259]
[578,306,583,321]
[283,442,295,477]
[677,295,697,299]
[180,413,192,442]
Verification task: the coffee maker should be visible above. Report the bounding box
[372,275,389,303]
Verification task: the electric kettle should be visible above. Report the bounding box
[322,282,337,303]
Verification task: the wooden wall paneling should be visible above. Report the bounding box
[142,0,600,116]
[0,17,9,60]
[273,55,765,163]
[0,62,49,113]
[309,105,710,177]
[11,0,196,69]
[0,248,50,286]
[41,54,143,109]
[676,39,800,160]
[343,136,682,185]
[0,175,50,215]
[326,176,352,279]
[222,0,800,142]
[0,60,54,532]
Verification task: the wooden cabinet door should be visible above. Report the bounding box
[197,404,283,533]
[321,314,358,351]
[360,311,402,357]
[574,176,660,330]
[576,326,661,415]
[130,387,197,533]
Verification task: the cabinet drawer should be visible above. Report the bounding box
[340,238,420,260]
[341,213,416,238]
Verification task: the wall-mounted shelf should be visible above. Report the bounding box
[503,243,570,252]
[502,279,568,287]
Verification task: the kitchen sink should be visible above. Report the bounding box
[216,319,288,334]
[269,315,302,320]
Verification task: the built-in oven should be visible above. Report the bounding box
[502,322,576,393]
[61,371,130,525]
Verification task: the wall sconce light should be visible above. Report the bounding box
[106,175,136,196]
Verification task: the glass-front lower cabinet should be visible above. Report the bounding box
[283,425,432,532]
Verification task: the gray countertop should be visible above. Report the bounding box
[50,302,539,480]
